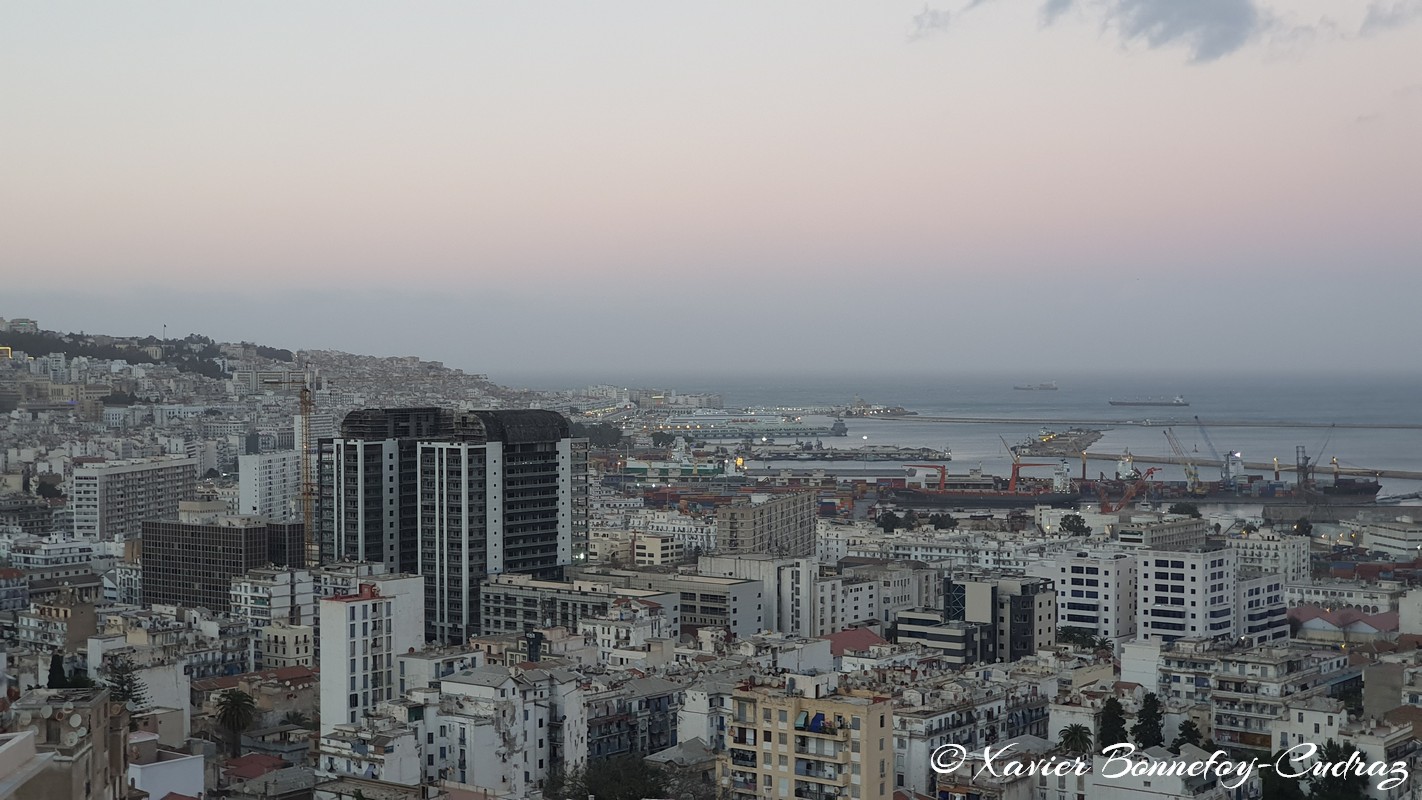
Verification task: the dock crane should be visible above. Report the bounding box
[999,436,1053,492]
[1193,416,1240,487]
[1097,467,1161,512]
[264,371,319,568]
[1163,428,1207,496]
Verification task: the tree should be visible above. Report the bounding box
[1168,502,1202,518]
[1308,740,1370,800]
[105,656,149,710]
[902,510,921,530]
[650,432,676,448]
[1262,750,1307,800]
[1170,720,1202,753]
[215,689,257,757]
[543,755,685,800]
[47,652,67,689]
[1091,636,1113,652]
[66,669,95,688]
[1059,723,1093,754]
[877,510,901,533]
[1242,522,1259,534]
[1293,517,1314,538]
[1059,514,1091,536]
[1131,693,1164,749]
[35,481,63,500]
[1098,697,1129,752]
[929,513,958,530]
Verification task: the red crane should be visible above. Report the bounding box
[1096,467,1161,512]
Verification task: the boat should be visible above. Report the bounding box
[1109,396,1188,407]
[887,463,1080,509]
[1014,382,1058,391]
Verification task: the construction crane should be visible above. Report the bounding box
[1193,416,1242,486]
[264,371,318,568]
[1097,467,1161,512]
[1163,428,1207,496]
[998,436,1053,492]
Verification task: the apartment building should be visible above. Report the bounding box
[317,575,424,734]
[1027,548,1137,642]
[70,456,197,541]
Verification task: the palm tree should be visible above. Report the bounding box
[1059,724,1094,755]
[215,689,257,757]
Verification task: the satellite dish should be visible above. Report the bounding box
[63,731,79,747]
[18,711,32,725]
[69,713,83,728]
[39,705,53,719]
[61,702,75,714]
[79,727,89,739]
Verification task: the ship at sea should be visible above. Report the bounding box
[1014,381,1058,391]
[1109,396,1188,407]
[886,461,1080,509]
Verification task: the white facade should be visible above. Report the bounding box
[237,450,301,520]
[318,575,425,735]
[1234,572,1289,647]
[71,456,198,541]
[261,622,315,669]
[1136,547,1237,643]
[1362,521,1422,559]
[1028,548,1138,641]
[231,567,315,630]
[1226,529,1310,584]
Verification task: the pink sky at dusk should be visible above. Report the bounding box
[3,1,1420,374]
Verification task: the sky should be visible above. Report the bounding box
[3,1,1420,381]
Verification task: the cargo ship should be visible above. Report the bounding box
[1014,382,1058,391]
[1109,396,1188,407]
[887,463,1080,509]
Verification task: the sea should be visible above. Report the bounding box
[505,370,1422,503]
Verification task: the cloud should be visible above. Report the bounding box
[1041,0,1075,26]
[1105,0,1265,62]
[908,5,953,42]
[1361,0,1422,34]
[1397,83,1422,98]
[1355,112,1383,123]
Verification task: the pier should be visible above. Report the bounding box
[1081,452,1422,481]
[884,416,1422,430]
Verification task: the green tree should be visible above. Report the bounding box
[35,481,63,499]
[1263,750,1307,800]
[543,755,685,800]
[1168,502,1202,518]
[929,513,958,530]
[1170,720,1203,753]
[1059,514,1091,536]
[1242,522,1259,534]
[650,432,675,448]
[1293,517,1314,538]
[1091,636,1113,652]
[1131,693,1164,749]
[105,656,149,710]
[877,511,901,533]
[1308,740,1370,800]
[47,652,67,689]
[1099,698,1129,752]
[902,510,921,530]
[216,689,257,757]
[1059,723,1093,754]
[66,669,95,688]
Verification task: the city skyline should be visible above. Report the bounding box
[4,1,1420,375]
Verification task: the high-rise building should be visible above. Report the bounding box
[70,456,197,541]
[317,575,424,734]
[944,571,1057,662]
[321,408,588,643]
[237,450,301,520]
[1135,543,1238,643]
[141,501,303,612]
[717,491,816,557]
[318,407,450,572]
[418,410,584,642]
[1027,548,1138,642]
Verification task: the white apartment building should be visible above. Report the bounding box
[1362,521,1422,559]
[1235,571,1289,646]
[1116,517,1209,551]
[237,450,301,520]
[1136,545,1237,643]
[261,622,315,669]
[318,575,424,734]
[632,532,683,566]
[1028,548,1138,641]
[231,567,315,629]
[71,456,198,541]
[699,555,882,638]
[7,535,108,582]
[1226,528,1310,584]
